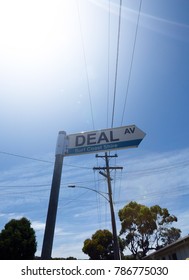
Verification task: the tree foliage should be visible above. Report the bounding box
[82,229,114,260]
[0,217,37,260]
[118,201,181,259]
[82,229,124,260]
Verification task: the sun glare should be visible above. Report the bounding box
[0,0,81,66]
[0,0,87,124]
[1,1,51,55]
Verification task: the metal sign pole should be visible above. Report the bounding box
[41,131,66,260]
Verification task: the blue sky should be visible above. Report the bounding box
[0,0,189,259]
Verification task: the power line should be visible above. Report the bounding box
[0,184,50,188]
[111,0,122,128]
[121,159,189,177]
[1,182,188,202]
[0,151,53,163]
[121,0,143,125]
[76,0,95,130]
[1,149,189,178]
[106,0,111,128]
[115,184,189,206]
[0,150,91,169]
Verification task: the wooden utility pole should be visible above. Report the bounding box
[93,152,123,260]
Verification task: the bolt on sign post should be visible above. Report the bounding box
[41,125,146,259]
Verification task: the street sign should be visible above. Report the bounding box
[64,125,146,156]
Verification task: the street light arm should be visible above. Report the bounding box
[68,185,110,202]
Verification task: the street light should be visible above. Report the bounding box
[68,185,110,202]
[68,185,121,260]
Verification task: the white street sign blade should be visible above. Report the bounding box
[64,125,146,156]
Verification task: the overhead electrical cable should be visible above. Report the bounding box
[111,0,122,128]
[121,0,143,125]
[121,159,189,176]
[116,184,189,205]
[0,184,51,188]
[1,183,188,201]
[0,178,105,190]
[106,0,111,128]
[0,150,91,169]
[76,0,95,130]
[0,151,53,164]
[2,150,189,177]
[95,177,101,227]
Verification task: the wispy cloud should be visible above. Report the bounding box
[32,221,46,232]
